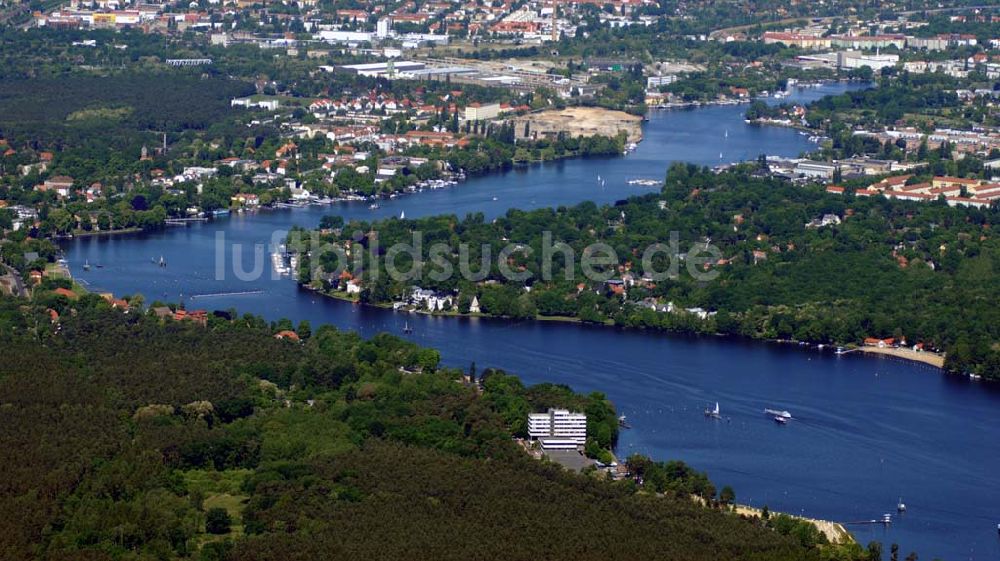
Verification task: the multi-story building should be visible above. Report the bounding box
[464,102,500,121]
[762,32,831,50]
[528,408,587,449]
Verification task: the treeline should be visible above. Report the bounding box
[806,72,960,129]
[304,164,1000,379]
[0,293,872,560]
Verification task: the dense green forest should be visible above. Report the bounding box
[300,165,1000,379]
[0,294,871,560]
[0,72,253,181]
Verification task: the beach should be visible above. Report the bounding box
[859,346,945,368]
[733,505,854,545]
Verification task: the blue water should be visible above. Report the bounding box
[62,83,1000,560]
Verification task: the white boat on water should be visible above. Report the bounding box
[897,497,906,512]
[704,402,721,419]
[764,408,792,419]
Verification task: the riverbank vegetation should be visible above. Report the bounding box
[300,165,1000,379]
[0,294,871,560]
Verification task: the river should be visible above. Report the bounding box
[63,83,1000,560]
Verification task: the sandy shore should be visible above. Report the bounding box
[858,346,945,368]
[733,505,854,544]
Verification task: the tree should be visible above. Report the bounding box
[719,485,735,506]
[297,320,312,340]
[205,508,232,535]
[867,541,883,561]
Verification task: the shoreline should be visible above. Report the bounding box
[857,346,945,368]
[733,504,854,545]
[310,287,948,372]
[69,226,144,238]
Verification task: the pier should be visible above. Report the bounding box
[187,290,264,299]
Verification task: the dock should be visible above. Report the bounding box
[188,290,264,299]
[165,217,209,225]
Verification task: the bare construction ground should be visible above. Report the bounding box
[512,107,643,143]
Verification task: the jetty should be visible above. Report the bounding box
[165,217,208,225]
[187,290,264,299]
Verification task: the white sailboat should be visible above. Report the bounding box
[704,402,721,419]
[400,210,405,219]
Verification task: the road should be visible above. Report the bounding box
[1,264,27,298]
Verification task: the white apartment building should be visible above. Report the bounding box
[528,408,587,449]
[376,17,392,39]
[464,102,500,121]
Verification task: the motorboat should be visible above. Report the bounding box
[764,408,792,419]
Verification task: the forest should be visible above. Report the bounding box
[0,294,871,560]
[299,164,1000,379]
[0,71,253,181]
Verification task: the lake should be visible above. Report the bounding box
[63,83,1000,560]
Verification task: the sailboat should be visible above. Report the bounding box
[83,259,90,271]
[724,129,729,139]
[597,174,601,183]
[400,210,405,220]
[704,402,721,419]
[158,255,166,267]
[403,321,413,334]
[897,497,906,512]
